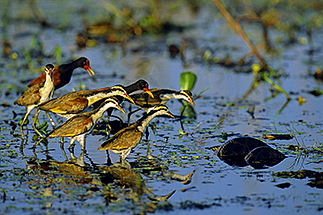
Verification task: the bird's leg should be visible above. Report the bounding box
[69,149,76,160]
[120,148,131,162]
[45,112,56,127]
[32,108,44,137]
[106,151,112,166]
[20,138,27,155]
[20,108,32,128]
[68,141,75,154]
[67,137,76,150]
[79,136,86,151]
[61,146,68,161]
[124,148,131,158]
[145,127,149,140]
[84,152,96,168]
[146,140,156,160]
[20,107,33,139]
[20,126,25,139]
[60,138,64,149]
[60,137,66,153]
[120,154,125,164]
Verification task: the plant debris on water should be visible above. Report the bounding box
[0,0,323,214]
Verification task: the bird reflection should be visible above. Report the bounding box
[99,162,176,203]
[23,148,195,211]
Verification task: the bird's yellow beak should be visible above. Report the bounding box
[143,87,154,98]
[145,89,154,99]
[125,94,135,104]
[188,97,196,108]
[84,64,95,77]
[167,112,176,119]
[116,104,126,115]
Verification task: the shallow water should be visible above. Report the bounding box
[1,1,323,214]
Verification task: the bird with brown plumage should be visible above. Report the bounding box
[38,85,136,120]
[14,64,55,138]
[130,89,196,110]
[99,105,175,161]
[33,98,126,151]
[126,89,195,124]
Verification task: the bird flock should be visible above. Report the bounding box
[14,57,196,162]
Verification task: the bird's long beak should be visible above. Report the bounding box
[143,86,154,98]
[167,112,176,119]
[124,93,135,104]
[84,65,95,77]
[188,97,196,108]
[116,104,126,115]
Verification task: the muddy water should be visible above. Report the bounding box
[1,1,323,214]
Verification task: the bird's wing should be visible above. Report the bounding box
[131,89,163,108]
[27,72,46,87]
[49,115,93,137]
[27,66,59,88]
[14,83,43,106]
[99,126,142,150]
[39,96,88,114]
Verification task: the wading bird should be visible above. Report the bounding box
[130,89,196,109]
[38,85,136,120]
[127,89,196,124]
[14,64,55,138]
[27,57,95,90]
[99,105,175,161]
[34,98,126,150]
[90,79,154,119]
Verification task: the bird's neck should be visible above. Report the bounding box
[87,91,115,106]
[59,60,80,74]
[136,112,160,133]
[39,73,54,102]
[91,103,112,123]
[159,92,178,103]
[43,72,54,92]
[44,72,54,87]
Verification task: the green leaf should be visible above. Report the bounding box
[179,129,185,135]
[263,74,290,100]
[210,120,222,132]
[180,71,197,91]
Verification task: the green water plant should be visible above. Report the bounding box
[179,71,197,118]
[180,71,197,91]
